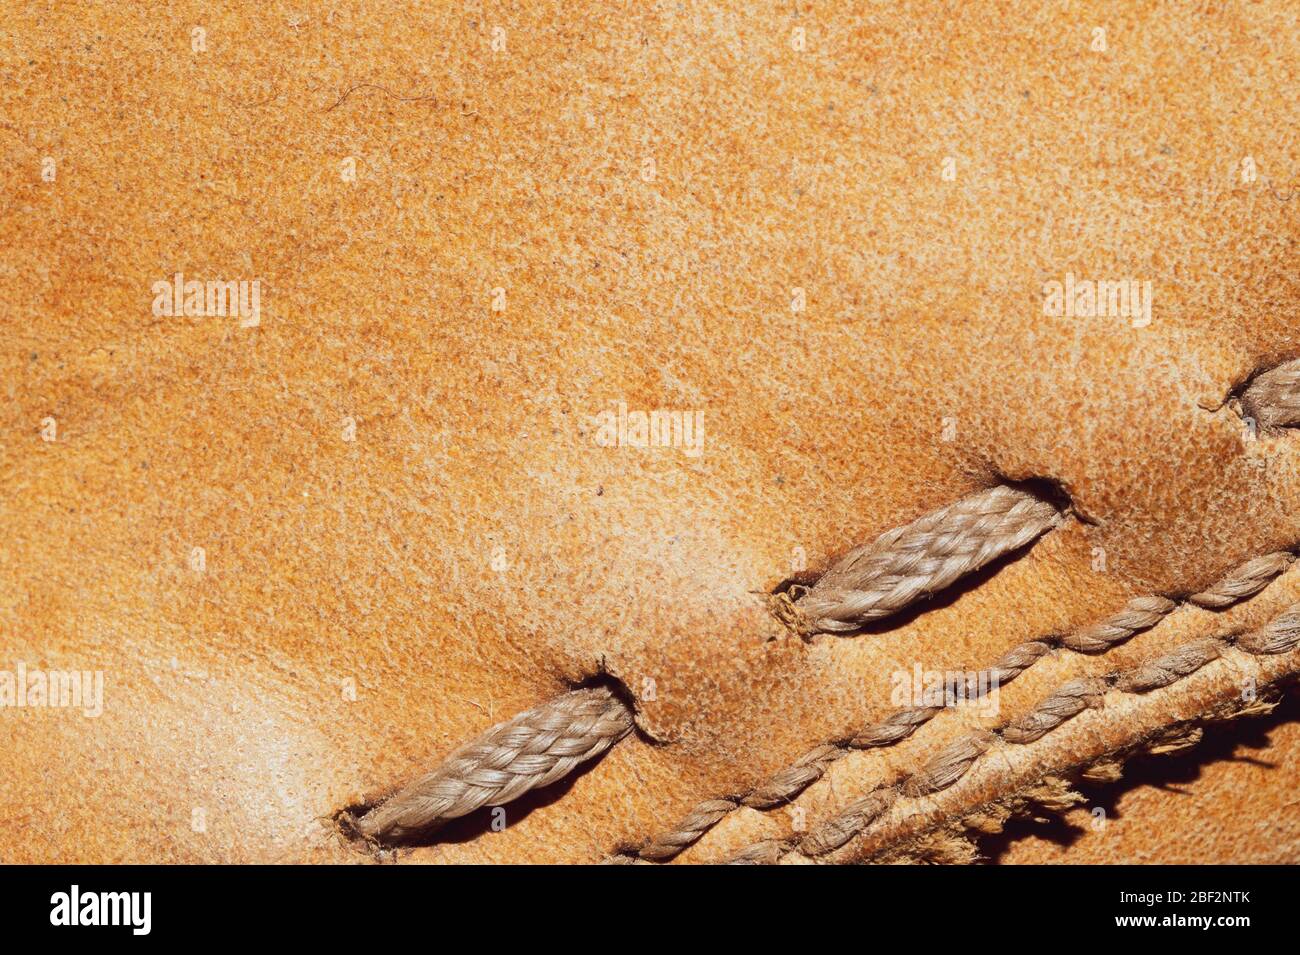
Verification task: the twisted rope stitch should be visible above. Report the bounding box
[794,485,1062,634]
[354,687,632,843]
[731,602,1300,863]
[1241,357,1300,429]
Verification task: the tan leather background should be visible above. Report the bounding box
[1,1,1297,862]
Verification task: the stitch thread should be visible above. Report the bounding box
[794,485,1062,634]
[342,371,1300,854]
[353,687,632,843]
[736,603,1300,863]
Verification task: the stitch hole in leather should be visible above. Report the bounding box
[1232,355,1300,431]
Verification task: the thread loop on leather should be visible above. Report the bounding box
[354,687,632,844]
[794,485,1062,634]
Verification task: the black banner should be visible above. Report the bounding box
[0,864,1283,942]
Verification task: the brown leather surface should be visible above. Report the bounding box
[1,1,1297,863]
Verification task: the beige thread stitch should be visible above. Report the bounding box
[347,547,1295,851]
[353,687,632,843]
[729,604,1300,864]
[794,485,1062,634]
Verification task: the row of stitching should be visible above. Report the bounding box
[625,549,1295,861]
[346,361,1300,853]
[870,707,1274,864]
[341,481,1064,849]
[726,602,1300,864]
[346,544,1294,852]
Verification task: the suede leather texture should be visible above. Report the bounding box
[1,1,1297,863]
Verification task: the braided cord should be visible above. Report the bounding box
[357,687,633,843]
[796,485,1061,633]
